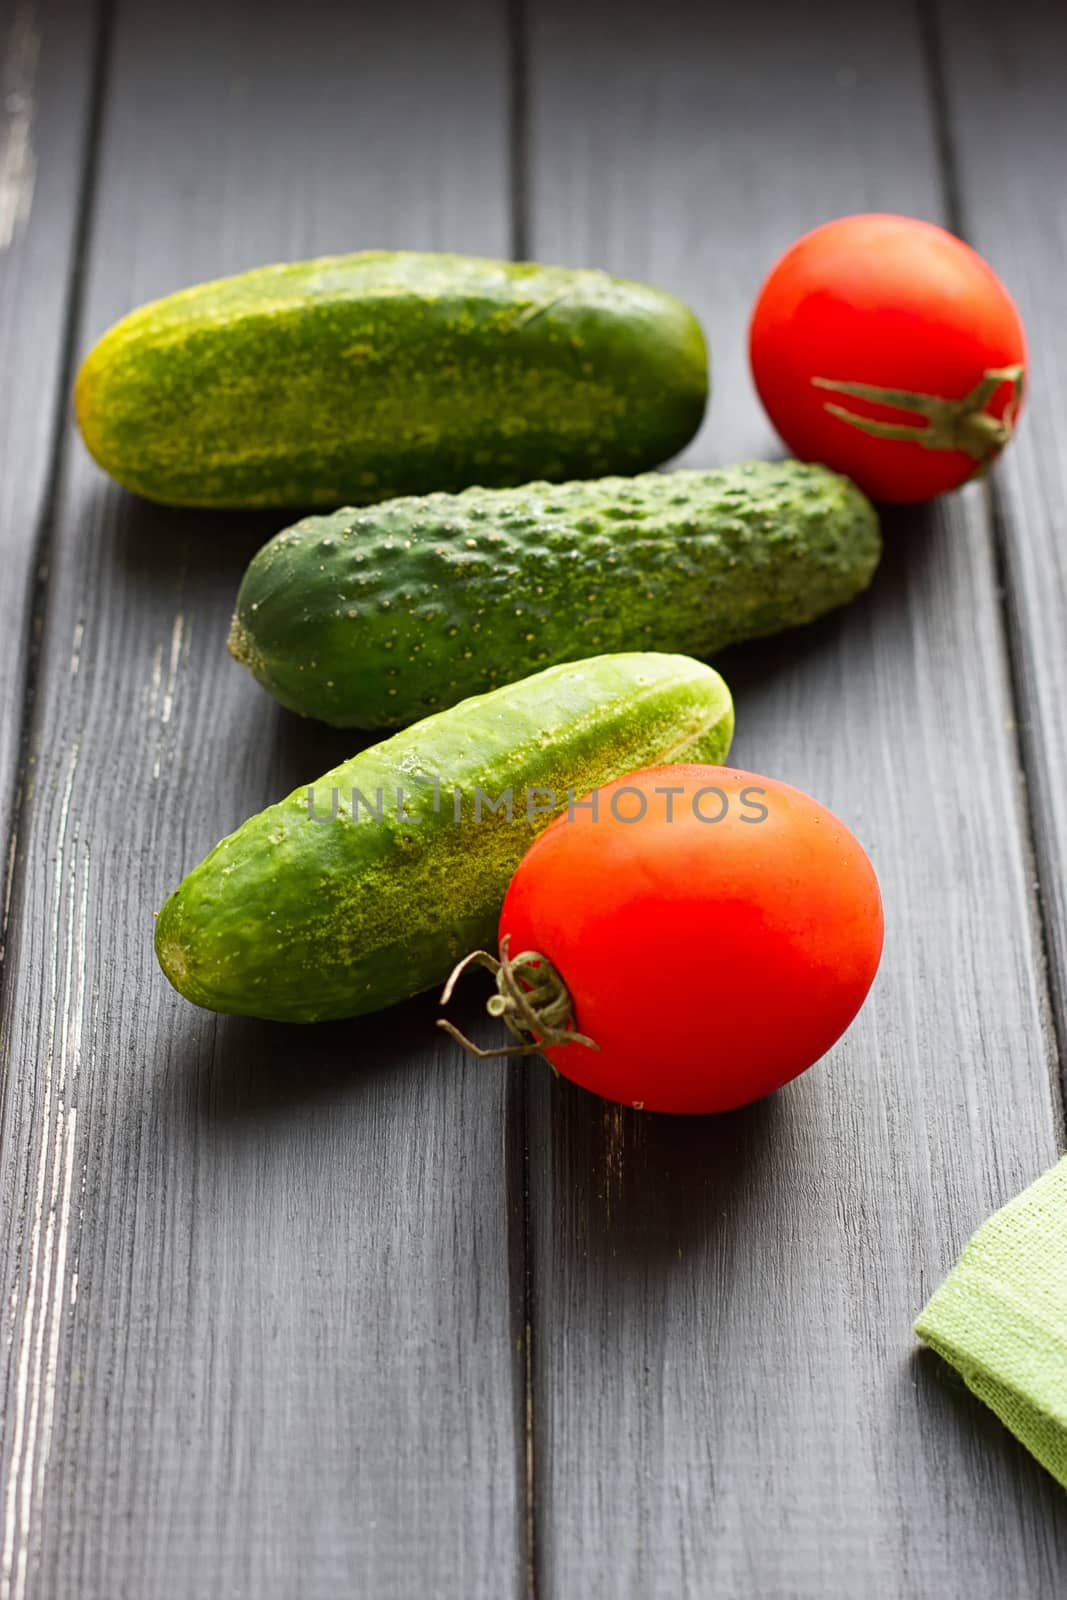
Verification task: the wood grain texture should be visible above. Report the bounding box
[0,0,101,943]
[0,4,525,1598]
[3,3,1067,1597]
[934,0,1067,1078]
[520,2,1067,1594]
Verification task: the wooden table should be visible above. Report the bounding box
[1,2,1065,1594]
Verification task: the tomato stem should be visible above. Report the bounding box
[437,934,599,1061]
[811,363,1025,467]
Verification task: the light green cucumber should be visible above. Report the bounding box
[75,251,707,508]
[155,651,734,1023]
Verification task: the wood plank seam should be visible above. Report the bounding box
[508,3,539,1594]
[983,480,1067,1145]
[0,0,111,1010]
[509,0,530,263]
[920,0,1067,1142]
[0,7,112,1599]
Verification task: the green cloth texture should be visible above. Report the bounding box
[916,1156,1067,1489]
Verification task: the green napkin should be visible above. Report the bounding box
[915,1156,1067,1489]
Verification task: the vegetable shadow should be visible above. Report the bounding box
[910,1346,1067,1536]
[261,691,375,797]
[187,985,456,1126]
[715,499,939,708]
[89,478,280,591]
[528,1068,794,1270]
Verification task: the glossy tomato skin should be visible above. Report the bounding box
[499,765,883,1114]
[749,214,1027,503]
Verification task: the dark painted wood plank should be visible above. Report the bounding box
[0,4,524,1599]
[520,3,1067,1595]
[0,0,100,944]
[935,0,1067,1082]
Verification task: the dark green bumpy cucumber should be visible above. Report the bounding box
[155,652,734,1023]
[75,251,707,508]
[229,459,880,730]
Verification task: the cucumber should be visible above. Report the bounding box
[229,459,879,730]
[75,251,707,508]
[155,652,733,1023]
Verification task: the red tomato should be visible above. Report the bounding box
[496,765,883,1114]
[749,214,1027,503]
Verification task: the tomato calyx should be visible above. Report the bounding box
[437,934,599,1062]
[811,362,1025,467]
